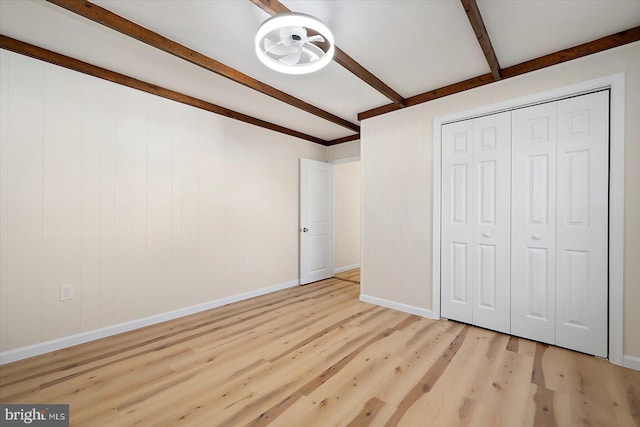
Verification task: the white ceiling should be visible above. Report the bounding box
[1,0,639,143]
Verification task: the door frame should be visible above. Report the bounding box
[432,73,625,366]
[299,156,362,284]
[328,156,362,276]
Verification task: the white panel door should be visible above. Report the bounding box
[511,102,557,345]
[300,158,334,285]
[555,91,609,357]
[441,120,474,323]
[472,112,511,334]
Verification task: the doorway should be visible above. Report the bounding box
[299,157,361,285]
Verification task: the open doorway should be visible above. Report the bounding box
[299,156,361,285]
[332,159,361,277]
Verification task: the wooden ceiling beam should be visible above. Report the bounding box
[358,73,494,121]
[357,103,404,121]
[326,133,360,146]
[405,73,495,107]
[45,0,359,133]
[359,25,640,121]
[501,25,640,79]
[249,0,289,15]
[250,0,406,107]
[460,0,501,80]
[0,35,327,146]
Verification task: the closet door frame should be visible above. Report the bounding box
[432,73,625,366]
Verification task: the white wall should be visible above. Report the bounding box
[361,42,640,361]
[327,140,360,162]
[333,161,361,272]
[0,50,326,354]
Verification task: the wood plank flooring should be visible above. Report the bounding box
[1,269,639,426]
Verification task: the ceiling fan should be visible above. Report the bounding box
[255,13,335,75]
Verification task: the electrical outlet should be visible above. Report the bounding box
[60,284,73,301]
[246,258,252,268]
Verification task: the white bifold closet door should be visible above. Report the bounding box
[441,111,511,334]
[511,102,558,344]
[511,91,609,357]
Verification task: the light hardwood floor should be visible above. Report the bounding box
[1,269,639,426]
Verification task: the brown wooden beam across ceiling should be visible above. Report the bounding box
[460,0,501,81]
[359,25,640,121]
[250,0,406,108]
[326,134,360,146]
[46,0,359,133]
[0,35,328,146]
[500,26,640,79]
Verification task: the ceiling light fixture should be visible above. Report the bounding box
[255,12,334,75]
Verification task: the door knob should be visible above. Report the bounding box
[532,234,541,240]
[482,233,491,238]
[301,227,308,232]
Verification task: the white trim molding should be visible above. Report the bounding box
[623,355,640,371]
[0,278,300,365]
[432,73,625,366]
[334,263,361,274]
[360,294,437,320]
[329,156,361,165]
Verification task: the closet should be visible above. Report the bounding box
[441,90,609,358]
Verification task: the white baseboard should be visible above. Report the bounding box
[334,263,361,274]
[359,294,437,320]
[623,355,640,371]
[0,278,300,365]
[359,294,640,370]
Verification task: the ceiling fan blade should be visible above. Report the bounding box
[303,35,325,44]
[303,43,324,59]
[302,47,320,62]
[279,51,301,65]
[296,26,308,39]
[264,38,290,56]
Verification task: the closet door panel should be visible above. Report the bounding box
[511,103,557,345]
[472,112,511,333]
[441,120,474,323]
[555,91,609,357]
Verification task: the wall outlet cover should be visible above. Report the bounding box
[60,284,73,301]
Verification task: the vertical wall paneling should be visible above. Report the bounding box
[80,74,102,332]
[180,108,201,307]
[99,81,117,328]
[42,64,83,341]
[4,54,45,349]
[0,51,9,350]
[0,51,327,356]
[198,111,214,303]
[170,103,184,311]
[198,113,227,301]
[132,92,149,321]
[146,97,174,315]
[114,87,140,322]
